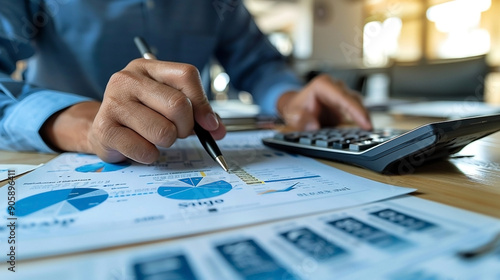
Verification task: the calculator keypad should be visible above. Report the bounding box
[274,128,403,152]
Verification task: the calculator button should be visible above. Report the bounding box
[299,137,320,145]
[316,137,343,147]
[349,141,379,151]
[283,132,301,142]
[333,141,351,149]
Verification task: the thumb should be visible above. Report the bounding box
[194,103,220,132]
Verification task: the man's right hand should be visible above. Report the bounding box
[41,59,226,164]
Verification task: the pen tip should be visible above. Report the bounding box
[216,156,229,172]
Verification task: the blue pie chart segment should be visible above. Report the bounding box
[13,188,109,217]
[158,177,232,200]
[75,161,131,173]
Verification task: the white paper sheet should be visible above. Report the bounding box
[2,196,499,279]
[0,131,413,259]
[0,164,43,181]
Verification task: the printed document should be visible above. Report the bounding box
[2,196,499,279]
[0,131,413,259]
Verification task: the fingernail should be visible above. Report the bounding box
[205,113,219,130]
[305,122,319,131]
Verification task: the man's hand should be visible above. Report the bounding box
[277,74,372,131]
[41,59,226,164]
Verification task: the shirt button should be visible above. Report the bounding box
[146,0,155,9]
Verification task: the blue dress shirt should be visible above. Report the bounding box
[0,0,302,152]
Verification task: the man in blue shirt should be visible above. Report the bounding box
[0,0,371,164]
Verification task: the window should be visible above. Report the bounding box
[363,0,500,65]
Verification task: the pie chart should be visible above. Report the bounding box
[13,188,109,217]
[75,161,131,173]
[158,177,232,200]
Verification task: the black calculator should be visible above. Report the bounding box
[262,114,500,174]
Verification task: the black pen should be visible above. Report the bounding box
[134,36,229,172]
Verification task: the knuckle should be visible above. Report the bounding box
[312,74,346,96]
[134,147,159,164]
[167,94,193,116]
[91,115,111,138]
[175,64,208,105]
[91,122,126,156]
[108,71,127,86]
[315,73,332,83]
[106,71,144,104]
[96,122,121,146]
[176,65,204,95]
[178,64,200,81]
[126,58,146,69]
[316,74,340,85]
[153,123,177,147]
[157,125,177,147]
[117,133,157,164]
[108,70,139,90]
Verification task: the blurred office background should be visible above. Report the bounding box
[12,0,499,109]
[210,0,500,109]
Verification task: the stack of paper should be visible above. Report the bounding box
[0,131,498,279]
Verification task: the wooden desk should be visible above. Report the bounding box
[2,112,500,221]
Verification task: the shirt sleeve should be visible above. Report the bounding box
[0,1,93,152]
[214,2,303,115]
[0,84,93,152]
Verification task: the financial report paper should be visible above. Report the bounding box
[2,196,499,280]
[0,131,413,259]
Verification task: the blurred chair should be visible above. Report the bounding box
[389,55,489,101]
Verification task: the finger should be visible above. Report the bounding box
[132,59,219,131]
[210,114,227,140]
[90,120,159,164]
[188,114,227,139]
[284,108,321,131]
[107,69,194,138]
[277,91,322,130]
[318,105,343,127]
[107,98,180,147]
[312,75,372,130]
